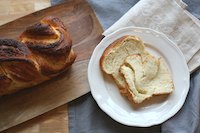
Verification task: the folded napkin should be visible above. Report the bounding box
[103,0,200,73]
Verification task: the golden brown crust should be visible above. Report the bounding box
[0,16,76,96]
[19,16,72,54]
[0,39,46,95]
[39,49,76,76]
[2,61,40,82]
[19,16,75,77]
[0,39,31,61]
[0,39,40,82]
[42,16,67,31]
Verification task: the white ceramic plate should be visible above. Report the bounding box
[88,27,190,127]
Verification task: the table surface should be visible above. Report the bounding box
[1,0,69,133]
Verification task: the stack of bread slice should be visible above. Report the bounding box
[100,35,174,104]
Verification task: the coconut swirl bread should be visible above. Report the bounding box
[0,16,76,96]
[100,36,174,104]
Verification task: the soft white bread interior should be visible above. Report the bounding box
[100,35,174,104]
[120,54,174,103]
[120,64,153,103]
[152,58,174,95]
[100,36,147,94]
[123,54,158,94]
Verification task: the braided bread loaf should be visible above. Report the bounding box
[0,16,76,96]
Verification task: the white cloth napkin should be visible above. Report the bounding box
[103,0,200,73]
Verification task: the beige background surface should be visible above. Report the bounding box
[0,0,50,25]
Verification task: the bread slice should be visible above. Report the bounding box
[100,36,147,94]
[100,35,174,104]
[120,54,174,103]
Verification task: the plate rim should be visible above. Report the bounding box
[88,26,190,127]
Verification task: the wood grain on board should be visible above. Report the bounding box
[0,0,103,132]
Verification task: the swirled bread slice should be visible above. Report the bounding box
[120,54,174,103]
[100,36,147,94]
[100,35,174,104]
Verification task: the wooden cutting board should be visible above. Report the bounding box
[0,0,103,132]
